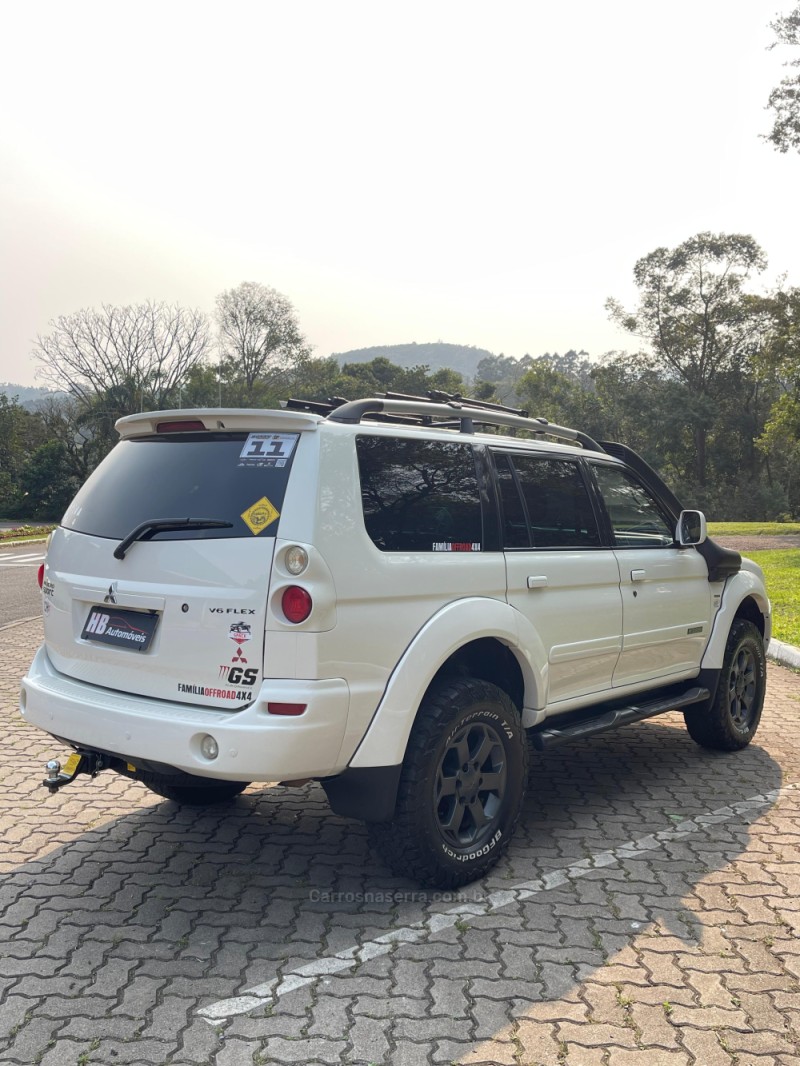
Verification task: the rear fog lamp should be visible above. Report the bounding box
[268,703,307,716]
[200,734,219,759]
[282,586,312,623]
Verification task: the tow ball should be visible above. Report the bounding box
[42,751,107,794]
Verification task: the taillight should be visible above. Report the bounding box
[281,586,312,624]
[37,564,44,589]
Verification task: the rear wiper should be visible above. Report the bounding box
[114,518,233,560]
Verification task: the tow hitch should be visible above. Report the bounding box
[42,751,108,794]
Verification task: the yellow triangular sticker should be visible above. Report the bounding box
[241,496,280,536]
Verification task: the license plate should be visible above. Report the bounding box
[81,606,159,652]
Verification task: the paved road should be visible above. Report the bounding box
[0,543,45,627]
[1,617,799,1065]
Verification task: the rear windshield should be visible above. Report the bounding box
[62,433,298,542]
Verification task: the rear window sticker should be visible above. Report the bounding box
[432,542,481,552]
[239,433,299,467]
[241,496,280,536]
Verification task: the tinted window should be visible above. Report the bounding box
[62,434,297,541]
[356,436,483,552]
[494,455,529,548]
[592,464,674,548]
[509,455,600,548]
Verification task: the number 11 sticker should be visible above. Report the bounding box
[238,433,299,467]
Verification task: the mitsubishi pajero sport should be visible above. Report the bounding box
[20,392,771,887]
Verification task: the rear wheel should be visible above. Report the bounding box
[684,619,766,751]
[133,771,250,805]
[369,677,528,888]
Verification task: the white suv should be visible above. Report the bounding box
[20,394,771,887]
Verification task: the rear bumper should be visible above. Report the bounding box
[20,644,350,781]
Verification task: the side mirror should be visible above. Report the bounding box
[677,509,707,546]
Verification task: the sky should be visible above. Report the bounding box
[1,0,798,387]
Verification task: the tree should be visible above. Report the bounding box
[19,440,81,520]
[606,233,770,486]
[33,302,211,420]
[0,393,47,517]
[765,3,800,154]
[755,287,800,513]
[215,282,309,402]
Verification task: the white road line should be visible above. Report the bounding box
[197,784,793,1023]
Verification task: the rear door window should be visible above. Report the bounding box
[356,435,483,552]
[494,453,601,549]
[62,434,298,542]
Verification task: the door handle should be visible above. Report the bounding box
[527,575,548,589]
[630,569,646,582]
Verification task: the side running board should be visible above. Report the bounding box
[529,686,710,750]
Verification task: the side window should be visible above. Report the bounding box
[495,453,601,549]
[592,464,675,548]
[356,436,483,552]
[494,455,530,548]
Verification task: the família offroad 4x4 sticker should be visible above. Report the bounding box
[240,496,280,535]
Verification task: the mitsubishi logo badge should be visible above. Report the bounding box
[104,584,117,605]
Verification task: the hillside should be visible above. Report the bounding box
[331,342,496,381]
[0,383,58,409]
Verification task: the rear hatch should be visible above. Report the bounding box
[43,417,309,709]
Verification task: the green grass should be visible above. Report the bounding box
[746,549,800,646]
[708,522,800,536]
[0,524,56,542]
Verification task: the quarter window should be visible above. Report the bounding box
[592,465,675,548]
[356,436,483,552]
[494,454,600,549]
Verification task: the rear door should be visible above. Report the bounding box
[43,429,303,709]
[589,462,712,687]
[495,451,623,704]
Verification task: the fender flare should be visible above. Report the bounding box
[701,571,771,671]
[348,597,548,770]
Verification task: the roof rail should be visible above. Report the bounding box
[326,394,602,451]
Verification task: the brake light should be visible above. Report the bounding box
[37,564,44,589]
[282,586,312,623]
[156,420,207,433]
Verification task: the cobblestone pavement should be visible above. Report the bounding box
[1,618,799,1066]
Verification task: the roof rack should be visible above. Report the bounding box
[321,391,602,451]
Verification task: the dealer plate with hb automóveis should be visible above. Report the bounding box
[81,606,159,652]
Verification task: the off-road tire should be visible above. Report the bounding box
[683,619,766,751]
[133,772,250,805]
[368,677,528,888]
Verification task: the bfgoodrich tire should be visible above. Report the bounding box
[684,619,766,751]
[133,772,250,805]
[368,677,528,888]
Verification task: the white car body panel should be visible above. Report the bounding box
[612,545,713,686]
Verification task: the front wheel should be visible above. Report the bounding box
[369,677,528,888]
[684,619,766,751]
